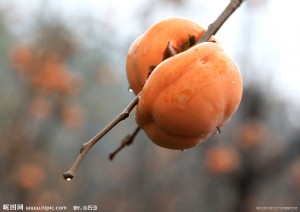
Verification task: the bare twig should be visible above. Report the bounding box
[197,0,244,43]
[109,126,141,161]
[63,0,245,181]
[63,92,141,180]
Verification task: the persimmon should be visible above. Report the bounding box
[29,96,52,120]
[135,42,243,150]
[236,119,266,149]
[204,145,240,174]
[64,0,245,180]
[31,58,80,95]
[10,45,34,74]
[15,163,45,190]
[126,17,216,95]
[61,104,86,129]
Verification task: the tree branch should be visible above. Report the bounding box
[197,0,244,43]
[63,0,245,181]
[109,126,141,161]
[63,92,141,180]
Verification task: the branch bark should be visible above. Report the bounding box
[63,93,140,180]
[197,0,244,43]
[109,126,141,161]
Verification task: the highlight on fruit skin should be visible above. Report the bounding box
[134,42,243,150]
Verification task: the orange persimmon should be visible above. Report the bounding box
[135,42,242,150]
[204,145,240,174]
[10,45,34,74]
[126,17,216,95]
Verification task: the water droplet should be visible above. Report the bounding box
[216,127,221,134]
[128,87,133,93]
[181,149,185,152]
[63,172,73,181]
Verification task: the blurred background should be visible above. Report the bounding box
[0,0,300,211]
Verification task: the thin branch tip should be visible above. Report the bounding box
[63,172,74,181]
[109,126,141,161]
[63,93,141,178]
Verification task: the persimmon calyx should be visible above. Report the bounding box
[149,35,198,77]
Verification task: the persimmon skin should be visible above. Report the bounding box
[135,42,243,150]
[126,17,216,95]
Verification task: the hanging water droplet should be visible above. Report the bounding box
[128,87,133,93]
[216,127,221,134]
[181,149,185,152]
[63,172,73,181]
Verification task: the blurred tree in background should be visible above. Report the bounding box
[0,0,299,211]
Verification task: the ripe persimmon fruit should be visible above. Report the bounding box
[126,17,216,95]
[135,41,242,149]
[10,45,34,74]
[204,145,240,174]
[64,2,245,180]
[126,18,242,150]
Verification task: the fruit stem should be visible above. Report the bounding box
[63,92,141,180]
[197,0,244,43]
